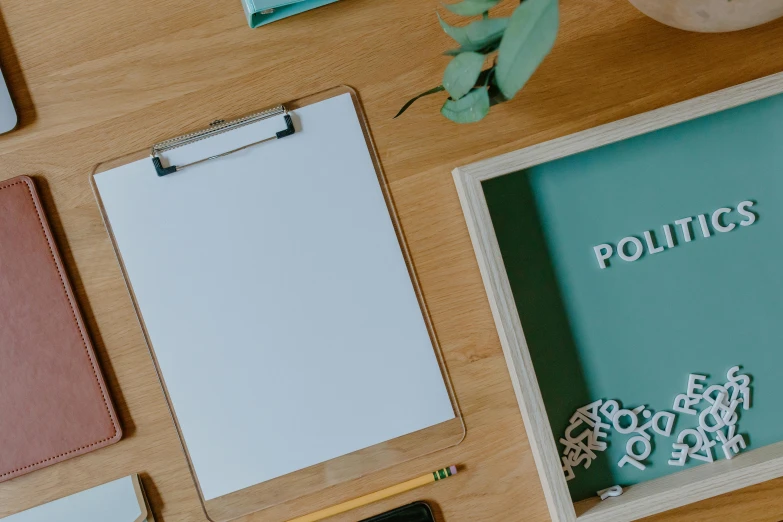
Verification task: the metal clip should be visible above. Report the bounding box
[150,105,295,177]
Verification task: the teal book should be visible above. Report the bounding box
[241,0,339,27]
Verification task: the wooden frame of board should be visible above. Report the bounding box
[452,71,783,522]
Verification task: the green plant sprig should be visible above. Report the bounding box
[396,0,559,123]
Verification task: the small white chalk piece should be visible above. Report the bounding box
[599,400,620,421]
[597,485,623,500]
[618,455,645,470]
[673,394,699,415]
[687,374,708,398]
[613,409,639,434]
[668,443,689,466]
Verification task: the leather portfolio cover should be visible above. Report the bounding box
[0,176,121,483]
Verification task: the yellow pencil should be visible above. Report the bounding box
[287,465,458,522]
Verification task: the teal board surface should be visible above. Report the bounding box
[483,92,783,501]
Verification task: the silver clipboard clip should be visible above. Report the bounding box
[150,104,296,177]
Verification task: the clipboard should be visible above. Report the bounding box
[91,86,465,522]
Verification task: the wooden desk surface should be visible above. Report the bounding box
[1,1,782,521]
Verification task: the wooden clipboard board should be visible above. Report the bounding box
[91,86,465,522]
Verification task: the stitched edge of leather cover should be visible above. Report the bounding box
[0,175,122,481]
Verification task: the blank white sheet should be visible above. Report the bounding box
[94,93,455,501]
[6,475,146,522]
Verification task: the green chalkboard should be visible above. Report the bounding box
[483,91,783,502]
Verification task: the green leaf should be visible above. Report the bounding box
[395,85,446,118]
[443,38,501,56]
[443,0,501,17]
[441,88,490,123]
[477,66,495,87]
[438,14,509,49]
[443,52,486,100]
[488,77,508,106]
[495,0,559,100]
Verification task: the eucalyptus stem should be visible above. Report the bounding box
[397,0,559,123]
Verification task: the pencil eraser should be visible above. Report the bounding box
[449,465,458,476]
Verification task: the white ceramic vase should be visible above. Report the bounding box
[628,0,783,32]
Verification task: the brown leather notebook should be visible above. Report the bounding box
[0,176,121,483]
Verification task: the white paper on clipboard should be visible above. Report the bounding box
[92,93,456,502]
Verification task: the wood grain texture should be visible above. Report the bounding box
[1,0,783,521]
